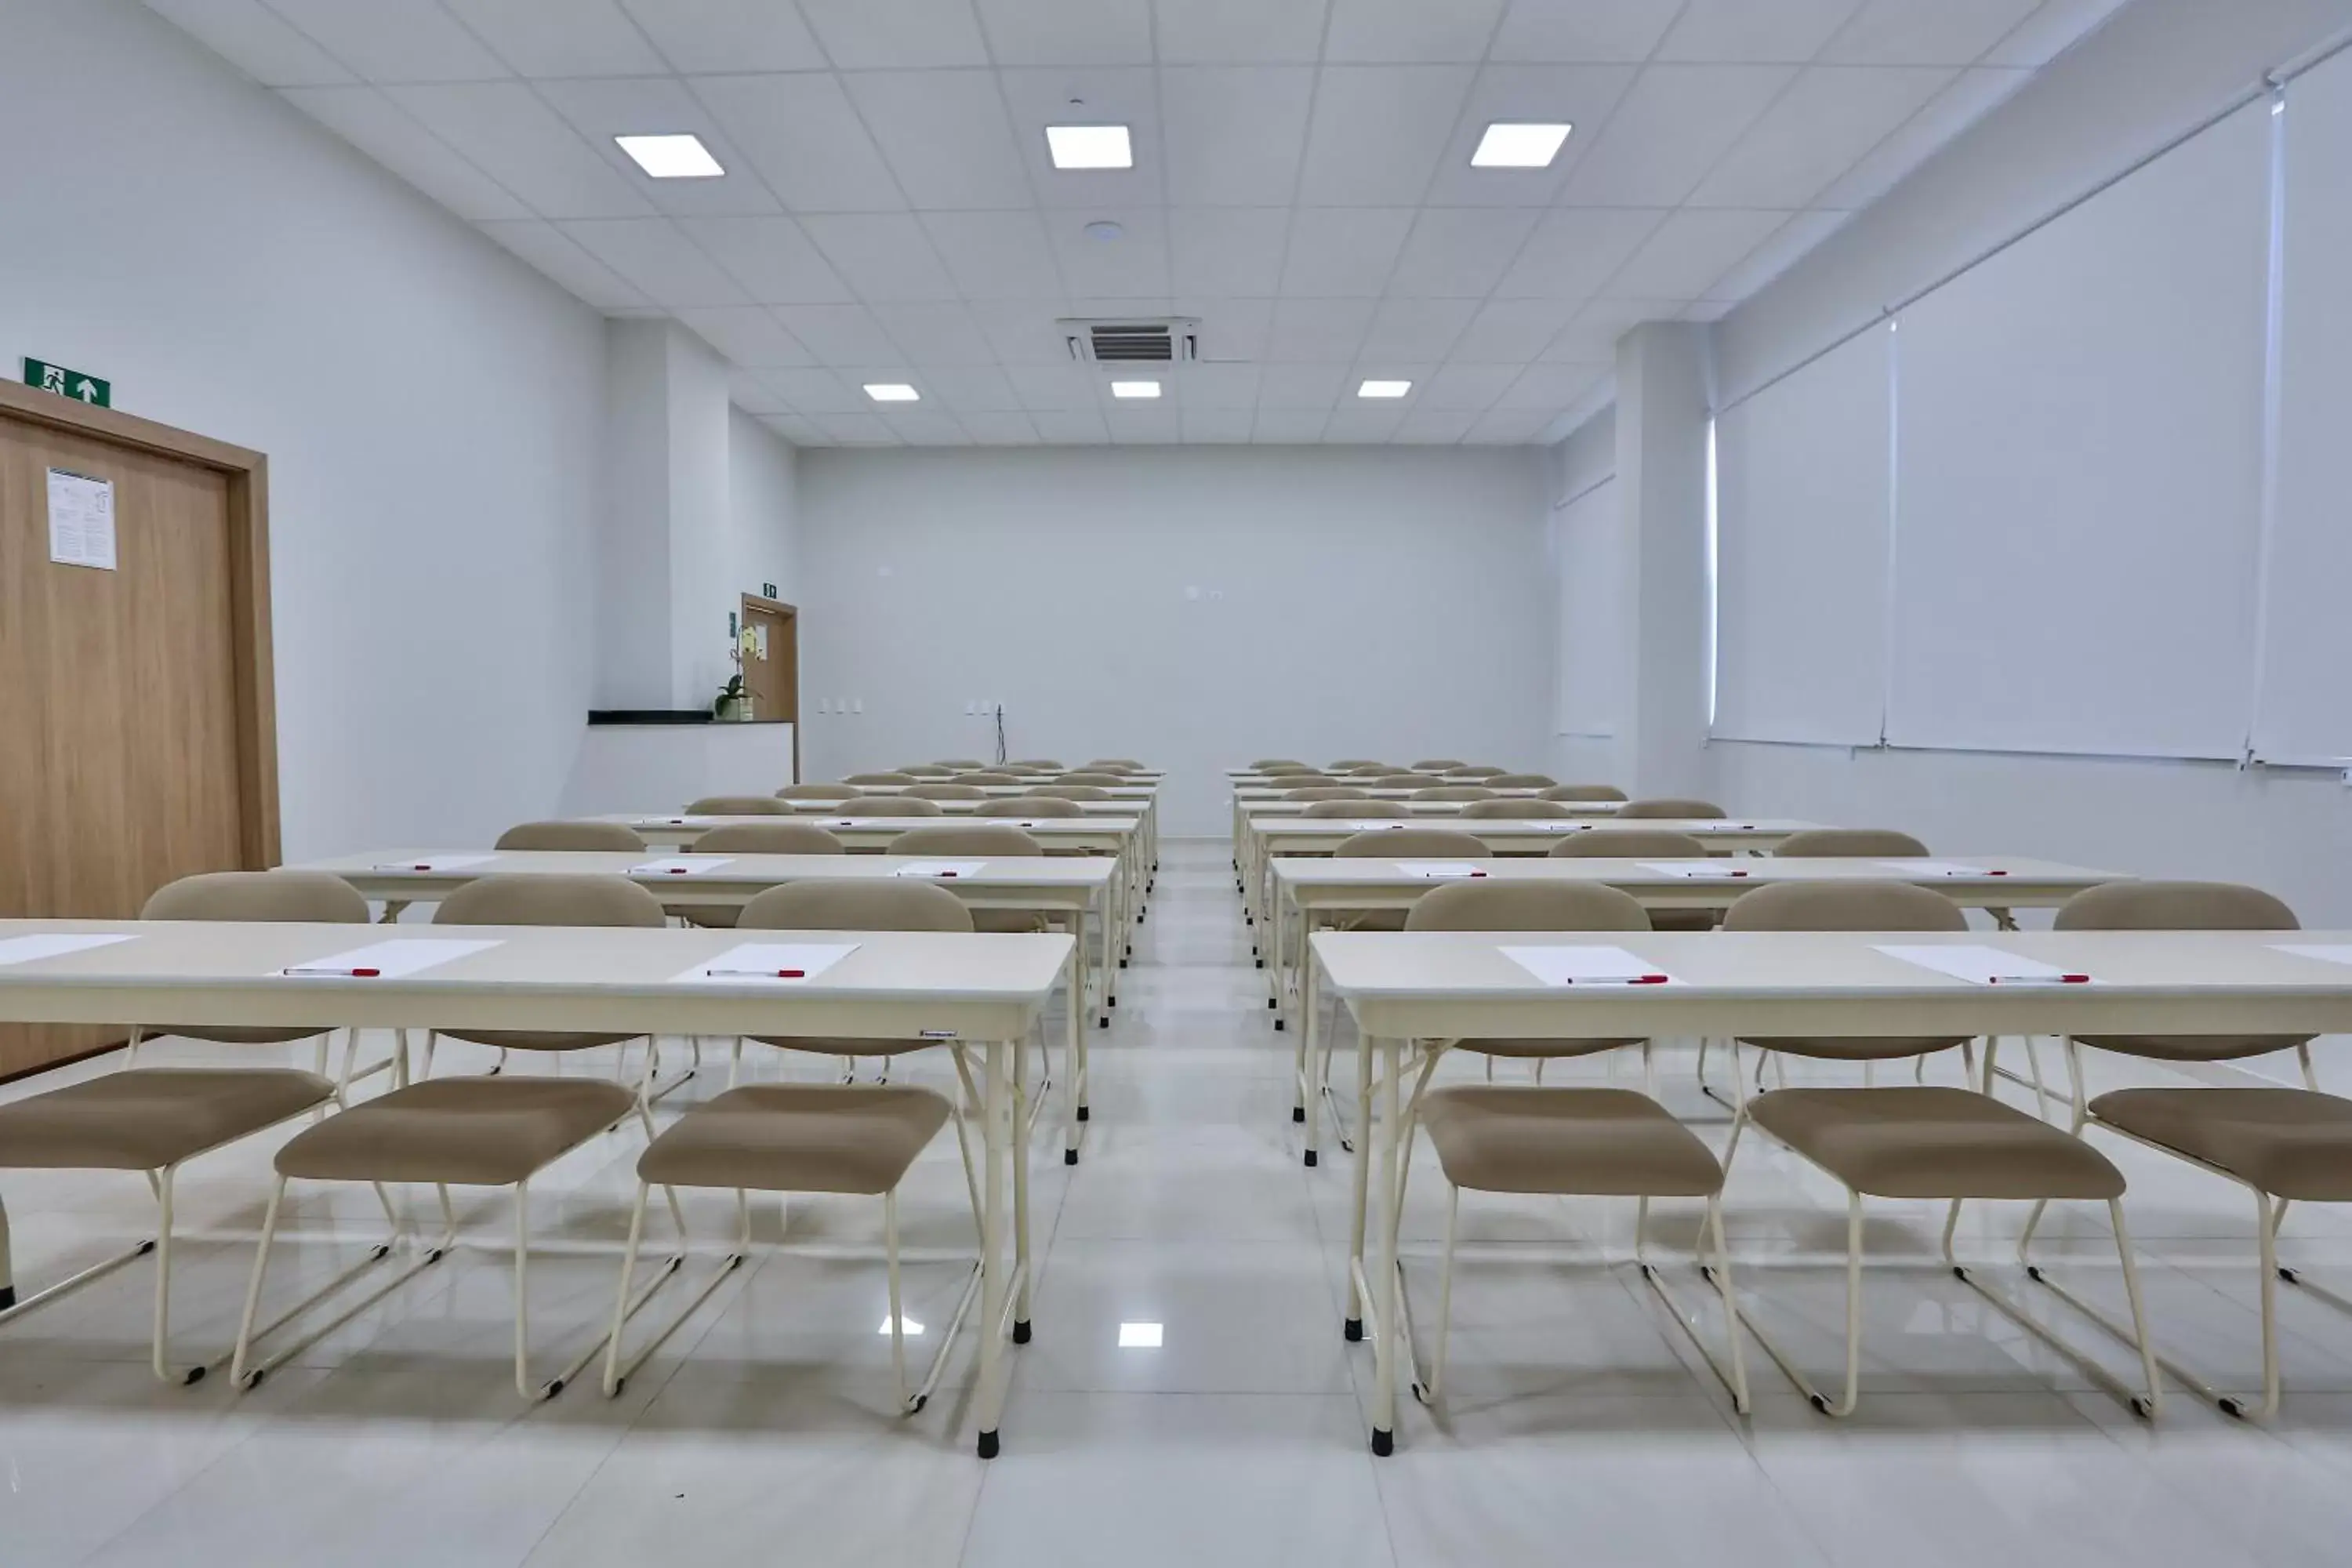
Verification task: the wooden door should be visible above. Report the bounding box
[0,383,277,1079]
[740,595,797,741]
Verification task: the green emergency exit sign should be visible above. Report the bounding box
[24,358,109,408]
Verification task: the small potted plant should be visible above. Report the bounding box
[713,673,748,721]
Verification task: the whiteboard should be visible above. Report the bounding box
[1712,325,1891,746]
[2254,49,2352,762]
[1555,478,1621,738]
[1884,102,2272,760]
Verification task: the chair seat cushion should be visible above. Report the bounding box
[157,1025,336,1047]
[432,1028,644,1052]
[2074,1032,2312,1064]
[274,1077,634,1185]
[1751,1086,2123,1200]
[0,1069,333,1171]
[1421,1086,1723,1197]
[639,1084,952,1196]
[1450,1036,1642,1059]
[2091,1087,2352,1201]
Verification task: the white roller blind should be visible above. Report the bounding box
[1713,325,1892,746]
[1885,102,2272,760]
[2254,51,2352,762]
[1555,478,1621,738]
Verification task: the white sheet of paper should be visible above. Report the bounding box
[678,942,859,984]
[1638,861,1751,879]
[46,468,116,571]
[1876,859,1998,878]
[1872,944,2082,985]
[1500,945,1674,986]
[0,932,136,967]
[1688,822,1759,833]
[1397,862,1484,879]
[631,857,735,877]
[369,855,496,873]
[2273,944,2352,967]
[1345,821,1409,831]
[278,938,500,978]
[892,861,986,878]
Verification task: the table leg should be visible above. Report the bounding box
[1097,892,1114,1027]
[1298,918,1322,1166]
[0,1193,13,1311]
[974,1036,1010,1458]
[1012,1028,1033,1338]
[1065,945,1085,1165]
[1269,877,1286,1024]
[1345,1022,1373,1341]
[1372,1033,1403,1456]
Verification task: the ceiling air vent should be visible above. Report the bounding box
[1062,318,1200,364]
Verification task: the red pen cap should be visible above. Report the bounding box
[351,967,381,978]
[1632,974,1670,985]
[779,968,806,978]
[1987,869,2009,876]
[1470,870,1487,878]
[938,870,959,878]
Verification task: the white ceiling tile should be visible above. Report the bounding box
[841,71,1033,210]
[1982,0,2130,67]
[1464,407,1556,443]
[1556,65,1797,205]
[975,303,1080,366]
[1385,208,1540,296]
[1154,0,1330,64]
[1005,363,1098,408]
[869,302,1001,365]
[533,76,778,216]
[618,0,826,72]
[386,82,652,217]
[1105,406,1182,443]
[1322,406,1410,442]
[1686,64,1952,207]
[1489,0,1685,63]
[757,368,868,414]
[279,85,526,219]
[770,304,905,365]
[1257,363,1348,408]
[1494,361,1608,410]
[815,412,901,444]
[1160,67,1316,206]
[884,410,973,445]
[921,365,1025,411]
[1048,209,1171,297]
[1448,297,1581,361]
[1811,66,2027,207]
[674,306,813,367]
[1419,361,1523,409]
[691,74,906,213]
[1168,208,1290,296]
[998,67,1162,209]
[1177,363,1263,409]
[1423,64,1638,206]
[730,370,788,412]
[145,0,354,85]
[1655,0,1865,64]
[1324,0,1508,64]
[1298,66,1479,206]
[961,410,1041,443]
[799,212,960,302]
[1602,207,1788,299]
[1395,407,1479,441]
[1253,408,1330,443]
[557,218,750,306]
[477,219,648,308]
[1822,0,2042,64]
[438,0,666,75]
[1279,209,1415,297]
[1181,408,1258,442]
[975,0,1152,64]
[795,0,990,67]
[1183,296,1273,361]
[1266,299,1376,361]
[260,0,509,81]
[677,216,855,303]
[1541,296,1679,360]
[1492,207,1666,299]
[1698,207,1849,302]
[1358,297,1478,361]
[1031,408,1110,443]
[920,211,1064,299]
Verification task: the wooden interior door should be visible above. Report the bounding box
[740,596,799,773]
[0,384,276,1079]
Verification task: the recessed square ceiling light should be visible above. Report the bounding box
[863,383,920,402]
[1046,124,1133,170]
[1358,379,1413,399]
[1110,380,1160,399]
[614,133,724,179]
[1116,1321,1163,1348]
[1470,122,1573,169]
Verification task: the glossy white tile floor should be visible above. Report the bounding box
[8,840,2352,1565]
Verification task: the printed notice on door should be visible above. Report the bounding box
[47,469,116,570]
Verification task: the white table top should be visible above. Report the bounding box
[600,813,1138,847]
[1239,795,1615,815]
[839,782,1157,800]
[291,850,1116,906]
[1232,786,1553,801]
[780,797,1138,817]
[1275,855,2122,909]
[1250,816,1818,849]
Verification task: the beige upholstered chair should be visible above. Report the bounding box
[675,822,848,929]
[2017,881,2339,1421]
[1287,786,1370,801]
[840,796,942,816]
[1030,784,1109,800]
[1410,786,1494,801]
[1715,880,2159,1421]
[1372,773,1444,788]
[497,820,647,851]
[1617,798,1727,819]
[1086,759,1145,771]
[1010,759,1065,771]
[1054,771,1127,786]
[1411,759,1468,771]
[1775,829,1931,858]
[777,782,862,801]
[1459,798,1570,818]
[960,771,1024,785]
[1251,758,1305,770]
[1328,759,1385,771]
[934,759,988,770]
[844,771,919,786]
[977,797,1082,818]
[687,795,789,815]
[0,871,368,1382]
[1303,800,1409,818]
[1268,774,1337,789]
[1443,765,1507,779]
[1552,830,1718,931]
[601,879,985,1414]
[1541,783,1628,802]
[1341,763,1396,776]
[229,874,680,1399]
[903,782,987,800]
[887,825,1050,933]
[1333,828,1487,861]
[1485,772,1556,789]
[898,764,956,778]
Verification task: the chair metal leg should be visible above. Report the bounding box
[514,1179,534,1399]
[1722,1189,1864,1417]
[1412,1185,1460,1406]
[885,1189,912,1410]
[150,1164,196,1384]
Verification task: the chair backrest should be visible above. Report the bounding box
[1443,765,1507,778]
[1552,830,1710,859]
[1617,798,1727,819]
[495,820,648,851]
[1485,773,1556,789]
[1405,880,1650,933]
[434,873,668,928]
[1410,785,1494,801]
[687,795,789,815]
[1341,763,1396,776]
[1010,759,1065,771]
[777,782,862,800]
[1327,759,1384,771]
[889,825,1045,857]
[1250,758,1305,770]
[1287,786,1369,800]
[1086,758,1144,770]
[842,771,919,786]
[689,822,847,855]
[1460,798,1570,818]
[977,796,1083,818]
[934,759,987,769]
[1722,880,1965,935]
[840,796,943,816]
[898,764,956,777]
[1304,800,1410,818]
[737,879,973,933]
[1030,784,1109,800]
[1056,771,1127,786]
[143,869,372,924]
[960,771,1024,785]
[1775,829,1931,859]
[1411,759,1468,771]
[2056,880,2298,932]
[1541,783,1627,802]
[903,782,988,800]
[1372,773,1443,788]
[1334,828,1488,858]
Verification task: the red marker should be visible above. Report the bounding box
[937,870,960,878]
[706,967,808,978]
[1470,870,1487,878]
[1987,869,2009,877]
[285,966,380,978]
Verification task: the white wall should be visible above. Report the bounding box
[0,0,606,858]
[728,407,801,616]
[795,445,1553,835]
